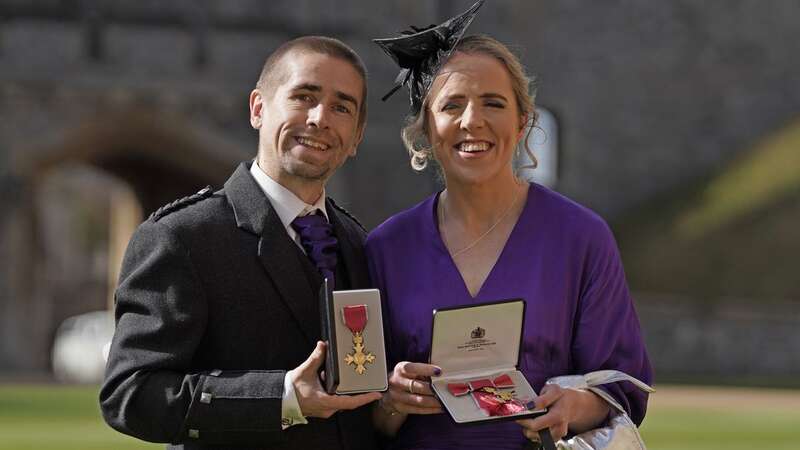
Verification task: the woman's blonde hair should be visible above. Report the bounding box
[401,34,538,171]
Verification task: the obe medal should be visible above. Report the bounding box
[342,304,375,375]
[447,374,528,416]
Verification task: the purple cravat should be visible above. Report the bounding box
[291,211,338,289]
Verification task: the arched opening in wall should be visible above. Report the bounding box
[33,164,138,382]
[10,110,248,378]
[35,164,134,337]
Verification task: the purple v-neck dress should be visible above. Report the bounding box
[365,183,652,450]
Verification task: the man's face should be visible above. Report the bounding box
[250,51,365,193]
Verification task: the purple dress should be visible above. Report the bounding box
[365,183,652,450]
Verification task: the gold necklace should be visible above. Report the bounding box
[439,184,522,258]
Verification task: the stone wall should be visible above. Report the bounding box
[2,0,799,221]
[1,0,798,374]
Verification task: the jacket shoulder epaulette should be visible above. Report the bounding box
[149,186,214,222]
[328,197,366,233]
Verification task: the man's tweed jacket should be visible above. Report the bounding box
[100,162,378,450]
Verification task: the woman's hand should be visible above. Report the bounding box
[516,384,611,442]
[381,361,444,415]
[373,361,443,437]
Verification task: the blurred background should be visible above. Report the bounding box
[0,1,798,449]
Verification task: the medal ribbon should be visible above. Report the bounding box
[446,374,514,396]
[342,304,368,334]
[472,391,527,416]
[446,373,526,416]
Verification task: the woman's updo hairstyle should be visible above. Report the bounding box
[401,34,539,171]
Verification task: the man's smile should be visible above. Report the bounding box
[295,136,331,150]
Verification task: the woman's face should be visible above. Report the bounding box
[426,52,525,187]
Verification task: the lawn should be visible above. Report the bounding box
[0,384,797,449]
[639,385,799,450]
[0,384,159,450]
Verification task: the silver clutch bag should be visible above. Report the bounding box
[546,370,655,450]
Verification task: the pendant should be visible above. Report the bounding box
[344,331,376,375]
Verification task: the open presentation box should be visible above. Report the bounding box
[429,299,547,424]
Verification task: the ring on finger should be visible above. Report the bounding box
[408,379,416,395]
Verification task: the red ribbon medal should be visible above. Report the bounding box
[446,373,528,416]
[342,304,375,375]
[473,390,527,416]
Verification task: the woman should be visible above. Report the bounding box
[367,6,652,449]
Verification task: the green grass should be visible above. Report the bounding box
[0,384,798,449]
[0,384,159,450]
[640,406,799,450]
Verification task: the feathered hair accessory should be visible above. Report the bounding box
[373,0,485,114]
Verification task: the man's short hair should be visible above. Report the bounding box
[256,36,368,129]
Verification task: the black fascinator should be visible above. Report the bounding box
[373,0,485,114]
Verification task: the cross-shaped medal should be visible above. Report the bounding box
[342,305,376,375]
[344,332,376,374]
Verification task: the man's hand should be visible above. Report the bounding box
[291,341,382,418]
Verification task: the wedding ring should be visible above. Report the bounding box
[408,379,416,395]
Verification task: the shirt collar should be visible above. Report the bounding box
[249,161,328,230]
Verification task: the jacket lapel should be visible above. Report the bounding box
[327,201,370,290]
[225,163,319,345]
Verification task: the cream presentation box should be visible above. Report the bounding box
[429,299,546,424]
[319,280,388,394]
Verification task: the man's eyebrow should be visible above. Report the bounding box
[336,91,359,108]
[291,83,322,92]
[290,83,358,108]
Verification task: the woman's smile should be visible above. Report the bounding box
[428,52,524,186]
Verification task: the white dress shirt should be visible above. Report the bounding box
[249,161,328,429]
[249,161,329,248]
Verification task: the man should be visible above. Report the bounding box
[100,36,381,449]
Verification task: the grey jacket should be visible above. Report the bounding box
[100,162,377,450]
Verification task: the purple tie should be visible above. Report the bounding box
[291,212,338,290]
